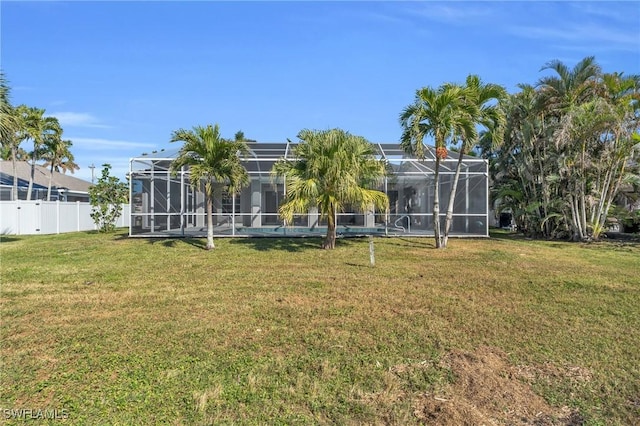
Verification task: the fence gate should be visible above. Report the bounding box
[9,201,42,235]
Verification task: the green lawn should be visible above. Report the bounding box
[1,231,638,424]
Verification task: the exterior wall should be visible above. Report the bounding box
[0,201,130,235]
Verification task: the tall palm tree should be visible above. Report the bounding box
[170,124,249,250]
[537,56,601,115]
[2,108,26,201]
[0,73,22,200]
[399,84,472,248]
[556,72,640,239]
[0,72,16,145]
[272,128,388,249]
[0,141,27,161]
[489,57,639,241]
[596,73,640,234]
[538,57,603,239]
[15,106,61,200]
[492,86,555,237]
[41,137,79,201]
[442,75,507,247]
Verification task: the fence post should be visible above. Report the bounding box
[369,235,375,267]
[56,200,60,234]
[16,200,21,236]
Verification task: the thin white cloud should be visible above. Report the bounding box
[403,3,493,25]
[69,137,156,150]
[358,10,408,26]
[574,3,638,24]
[508,23,639,52]
[49,112,111,129]
[400,2,638,53]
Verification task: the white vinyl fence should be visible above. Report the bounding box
[0,201,130,235]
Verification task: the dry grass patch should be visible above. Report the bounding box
[413,346,585,425]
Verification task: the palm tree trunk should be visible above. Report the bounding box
[47,164,54,201]
[536,140,551,237]
[601,161,626,236]
[11,145,18,200]
[443,150,465,248]
[433,157,442,248]
[568,195,579,241]
[323,204,337,249]
[26,147,36,201]
[592,161,614,237]
[580,188,588,239]
[570,194,584,241]
[206,190,215,250]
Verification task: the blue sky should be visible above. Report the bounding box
[2,1,639,182]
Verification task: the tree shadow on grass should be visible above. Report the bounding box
[0,235,22,243]
[145,237,208,250]
[383,236,435,249]
[230,236,360,252]
[489,230,526,241]
[344,262,374,269]
[111,230,131,241]
[229,237,322,252]
[134,234,363,252]
[177,238,208,250]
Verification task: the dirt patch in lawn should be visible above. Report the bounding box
[413,346,585,425]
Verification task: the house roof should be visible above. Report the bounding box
[0,161,92,193]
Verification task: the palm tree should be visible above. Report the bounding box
[399,84,472,248]
[554,72,640,239]
[0,73,22,200]
[41,137,79,200]
[537,56,601,115]
[0,141,27,161]
[488,57,639,241]
[0,72,15,142]
[169,124,249,250]
[15,106,61,200]
[0,72,15,144]
[595,73,640,235]
[272,128,388,249]
[2,111,27,201]
[537,57,603,240]
[441,75,507,247]
[491,86,554,237]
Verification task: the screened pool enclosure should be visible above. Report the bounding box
[129,142,488,238]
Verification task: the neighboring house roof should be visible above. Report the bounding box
[0,161,92,193]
